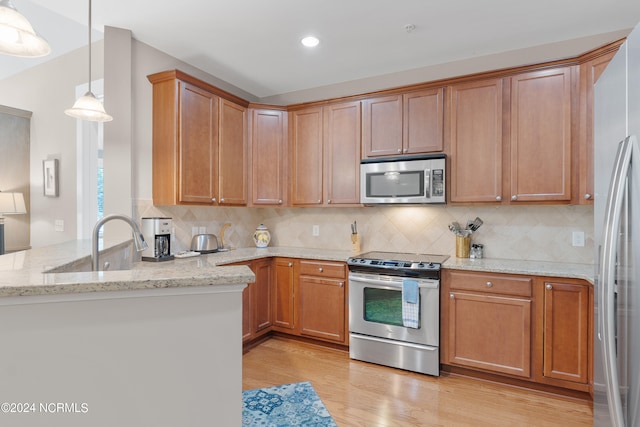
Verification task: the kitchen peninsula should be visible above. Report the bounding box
[0,240,254,427]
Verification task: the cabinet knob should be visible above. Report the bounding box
[318,267,323,273]
[278,199,283,204]
[397,148,402,153]
[220,198,225,203]
[327,199,331,204]
[212,197,217,203]
[585,194,592,200]
[403,148,408,153]
[339,281,344,287]
[496,196,502,201]
[450,293,455,299]
[486,281,493,288]
[288,262,293,267]
[546,284,553,290]
[317,200,321,204]
[511,195,517,201]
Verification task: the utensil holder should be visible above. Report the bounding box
[351,233,361,254]
[456,236,471,258]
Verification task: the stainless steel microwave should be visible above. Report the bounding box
[360,154,446,204]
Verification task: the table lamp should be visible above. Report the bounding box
[0,191,26,255]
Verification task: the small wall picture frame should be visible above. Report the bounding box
[43,159,59,197]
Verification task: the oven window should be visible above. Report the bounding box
[366,170,425,198]
[364,287,419,327]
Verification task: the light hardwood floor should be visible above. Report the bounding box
[243,337,593,426]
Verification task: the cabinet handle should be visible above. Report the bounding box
[496,196,502,201]
[450,293,455,299]
[318,267,323,273]
[511,195,517,201]
[585,194,592,200]
[486,281,493,288]
[546,284,553,290]
[278,199,283,204]
[212,197,217,203]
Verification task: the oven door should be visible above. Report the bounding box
[348,271,439,347]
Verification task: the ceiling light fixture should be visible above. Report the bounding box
[65,0,112,122]
[301,36,320,47]
[0,0,50,57]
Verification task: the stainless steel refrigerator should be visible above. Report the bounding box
[594,22,640,427]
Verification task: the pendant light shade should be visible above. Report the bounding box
[65,0,112,122]
[0,0,51,57]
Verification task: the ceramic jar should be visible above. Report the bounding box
[253,224,271,248]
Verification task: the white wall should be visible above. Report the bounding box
[0,44,103,247]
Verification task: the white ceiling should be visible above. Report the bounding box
[4,0,640,102]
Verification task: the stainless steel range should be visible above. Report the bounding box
[347,251,448,376]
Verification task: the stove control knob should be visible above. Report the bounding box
[417,263,425,268]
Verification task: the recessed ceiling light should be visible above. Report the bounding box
[301,36,320,47]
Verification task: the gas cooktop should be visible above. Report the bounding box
[347,251,449,273]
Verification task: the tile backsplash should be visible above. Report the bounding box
[135,200,594,264]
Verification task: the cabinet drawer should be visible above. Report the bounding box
[448,271,532,297]
[299,260,346,279]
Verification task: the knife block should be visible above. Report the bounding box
[351,233,361,255]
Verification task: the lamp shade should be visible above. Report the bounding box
[0,192,26,214]
[0,0,51,57]
[65,91,113,122]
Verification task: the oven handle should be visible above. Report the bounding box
[350,333,438,351]
[348,273,439,289]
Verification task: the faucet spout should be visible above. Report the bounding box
[92,214,148,271]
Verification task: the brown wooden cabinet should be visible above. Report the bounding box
[290,102,361,206]
[148,70,248,206]
[272,258,296,330]
[362,88,444,158]
[232,259,272,343]
[444,270,533,378]
[578,46,619,205]
[249,108,288,206]
[539,279,590,386]
[509,67,573,203]
[449,78,504,203]
[298,260,348,344]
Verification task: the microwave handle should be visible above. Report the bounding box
[425,169,431,199]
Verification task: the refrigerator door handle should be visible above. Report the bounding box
[599,135,635,427]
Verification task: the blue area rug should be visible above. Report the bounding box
[242,381,338,426]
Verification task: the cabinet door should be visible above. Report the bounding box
[290,107,323,205]
[448,291,531,378]
[299,276,346,343]
[510,67,572,202]
[253,259,272,332]
[403,88,444,154]
[242,281,254,342]
[578,49,618,205]
[179,82,219,204]
[272,259,295,329]
[218,98,247,205]
[362,95,403,157]
[250,109,287,206]
[323,101,361,205]
[449,79,504,202]
[543,281,589,384]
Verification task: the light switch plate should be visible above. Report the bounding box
[312,225,320,236]
[572,231,585,247]
[54,219,64,232]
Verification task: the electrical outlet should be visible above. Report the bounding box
[192,227,198,236]
[198,226,206,234]
[54,219,64,232]
[572,231,585,247]
[312,225,320,236]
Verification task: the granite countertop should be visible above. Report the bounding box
[0,240,594,299]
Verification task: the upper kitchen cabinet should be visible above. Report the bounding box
[290,101,361,206]
[148,70,249,206]
[362,88,444,158]
[577,43,621,205]
[249,108,288,206]
[509,67,573,203]
[449,78,504,203]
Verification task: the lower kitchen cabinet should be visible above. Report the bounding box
[538,278,591,387]
[272,258,296,330]
[233,259,272,343]
[298,260,347,344]
[442,270,593,394]
[444,271,533,378]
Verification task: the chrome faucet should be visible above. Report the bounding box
[92,214,148,271]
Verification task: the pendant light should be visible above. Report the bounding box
[65,0,112,122]
[0,0,50,57]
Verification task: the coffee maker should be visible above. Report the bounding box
[141,217,174,262]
